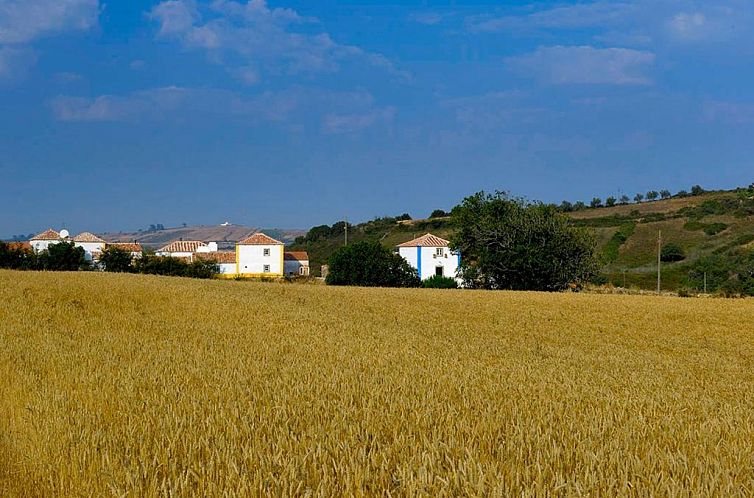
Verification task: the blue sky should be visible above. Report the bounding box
[2,0,754,235]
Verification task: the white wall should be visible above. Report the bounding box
[284,260,309,276]
[156,251,193,258]
[217,262,236,275]
[74,241,106,261]
[31,240,56,253]
[398,246,461,282]
[237,245,283,275]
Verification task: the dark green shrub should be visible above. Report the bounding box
[326,241,420,287]
[99,246,134,272]
[422,275,458,289]
[703,223,728,236]
[660,243,686,262]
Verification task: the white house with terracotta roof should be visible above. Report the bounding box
[195,251,236,275]
[284,251,310,276]
[29,228,64,252]
[156,240,216,259]
[107,242,143,258]
[72,232,106,261]
[397,233,461,282]
[236,232,284,277]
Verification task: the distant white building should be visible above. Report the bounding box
[284,251,310,276]
[72,232,106,261]
[29,228,63,252]
[397,233,461,282]
[236,232,284,277]
[156,240,216,259]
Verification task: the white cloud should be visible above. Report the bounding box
[0,0,99,80]
[507,46,655,85]
[51,86,393,135]
[148,0,408,82]
[0,0,99,44]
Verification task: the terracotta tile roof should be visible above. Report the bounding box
[7,242,31,251]
[73,232,105,243]
[195,251,236,264]
[284,251,309,261]
[30,228,60,241]
[157,240,206,253]
[396,233,450,248]
[238,232,283,245]
[108,242,143,253]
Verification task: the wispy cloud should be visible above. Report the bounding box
[410,12,445,26]
[507,45,655,86]
[148,0,409,82]
[51,85,394,135]
[0,0,99,79]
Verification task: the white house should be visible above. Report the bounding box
[156,240,215,259]
[397,233,461,282]
[236,232,284,277]
[107,242,143,259]
[195,251,236,275]
[72,232,106,261]
[284,251,310,276]
[29,228,63,252]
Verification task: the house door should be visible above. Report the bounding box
[435,266,444,277]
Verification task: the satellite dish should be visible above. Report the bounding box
[59,229,70,239]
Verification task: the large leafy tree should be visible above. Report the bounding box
[38,242,89,271]
[99,246,135,272]
[449,191,598,291]
[326,241,420,287]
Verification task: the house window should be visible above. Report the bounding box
[263,248,270,256]
[436,247,444,257]
[263,265,270,273]
[435,266,444,277]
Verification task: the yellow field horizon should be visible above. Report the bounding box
[2,270,753,496]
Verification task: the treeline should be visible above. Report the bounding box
[0,242,217,279]
[556,185,707,212]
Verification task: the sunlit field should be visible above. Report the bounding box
[2,270,753,496]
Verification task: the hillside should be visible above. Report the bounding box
[100,225,305,250]
[291,187,754,290]
[3,271,754,494]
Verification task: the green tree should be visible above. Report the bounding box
[660,189,671,199]
[660,243,686,262]
[634,193,644,203]
[430,209,449,218]
[605,196,617,207]
[558,201,574,212]
[0,242,33,269]
[619,194,630,205]
[590,197,603,208]
[326,241,420,287]
[449,192,598,291]
[36,242,89,271]
[99,246,134,272]
[691,185,705,196]
[573,201,586,211]
[646,190,659,201]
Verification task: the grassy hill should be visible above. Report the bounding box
[292,187,754,290]
[3,270,754,494]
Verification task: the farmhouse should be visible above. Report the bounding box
[397,233,461,282]
[29,228,63,253]
[195,251,236,275]
[236,233,284,278]
[156,241,217,260]
[284,251,310,276]
[72,232,106,261]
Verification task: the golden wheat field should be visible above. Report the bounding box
[1,270,754,496]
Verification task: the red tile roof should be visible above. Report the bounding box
[284,251,309,261]
[30,229,60,241]
[107,243,142,253]
[238,232,283,245]
[396,233,450,248]
[157,240,206,253]
[7,242,31,251]
[195,251,236,264]
[73,232,105,243]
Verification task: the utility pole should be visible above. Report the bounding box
[657,230,662,294]
[704,272,707,294]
